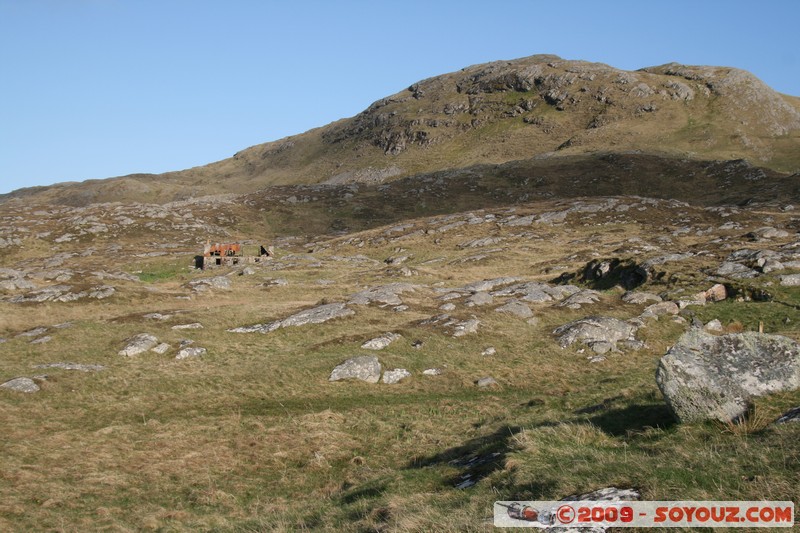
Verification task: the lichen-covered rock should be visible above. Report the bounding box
[622,291,662,304]
[118,333,159,356]
[656,330,800,423]
[553,316,639,350]
[1,377,40,393]
[329,356,381,383]
[228,303,355,333]
[175,347,206,360]
[361,332,401,350]
[382,368,411,384]
[494,299,533,318]
[347,283,418,306]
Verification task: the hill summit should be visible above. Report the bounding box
[5,54,800,205]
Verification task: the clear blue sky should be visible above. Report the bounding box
[1,0,798,194]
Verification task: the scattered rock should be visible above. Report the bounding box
[144,313,172,321]
[747,227,789,241]
[482,346,497,356]
[476,376,498,387]
[412,340,424,349]
[228,302,355,333]
[780,274,800,287]
[33,362,105,372]
[176,346,206,360]
[152,343,171,355]
[702,283,728,302]
[562,486,641,502]
[0,377,40,393]
[640,301,680,318]
[171,323,204,330]
[622,291,662,304]
[494,299,533,318]
[453,317,480,337]
[422,368,443,376]
[382,368,411,384]
[348,283,418,306]
[188,276,231,292]
[17,327,48,337]
[559,289,601,309]
[656,329,800,423]
[553,316,639,351]
[439,302,456,311]
[463,277,521,293]
[704,319,724,333]
[30,336,52,344]
[329,356,381,383]
[716,261,758,279]
[465,291,493,307]
[240,267,256,276]
[118,333,159,356]
[776,406,800,424]
[361,332,401,350]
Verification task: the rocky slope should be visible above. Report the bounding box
[4,55,799,205]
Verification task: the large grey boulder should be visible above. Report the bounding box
[553,316,639,350]
[228,303,355,333]
[118,333,159,356]
[0,377,40,393]
[329,356,382,383]
[656,330,800,423]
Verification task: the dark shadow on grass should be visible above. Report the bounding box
[587,403,676,437]
[406,425,521,488]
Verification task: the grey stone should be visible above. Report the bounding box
[590,341,614,354]
[453,317,480,337]
[482,346,497,356]
[656,330,800,423]
[240,267,256,276]
[776,406,800,424]
[476,376,498,387]
[30,336,52,344]
[622,291,662,304]
[704,319,724,333]
[562,487,641,502]
[1,377,39,393]
[382,368,411,384]
[439,302,456,311]
[143,313,172,321]
[559,289,601,309]
[553,316,639,350]
[152,343,171,354]
[33,362,105,372]
[119,333,159,356]
[188,276,231,291]
[463,277,521,293]
[422,368,443,376]
[640,301,680,318]
[716,261,759,279]
[228,303,355,333]
[176,347,206,360]
[747,227,789,241]
[348,283,418,306]
[171,323,204,330]
[329,356,381,383]
[17,327,48,337]
[494,299,533,318]
[780,274,800,286]
[361,332,401,350]
[465,291,493,307]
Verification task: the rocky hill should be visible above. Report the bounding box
[4,54,799,205]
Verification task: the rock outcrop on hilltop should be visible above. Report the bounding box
[3,55,799,205]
